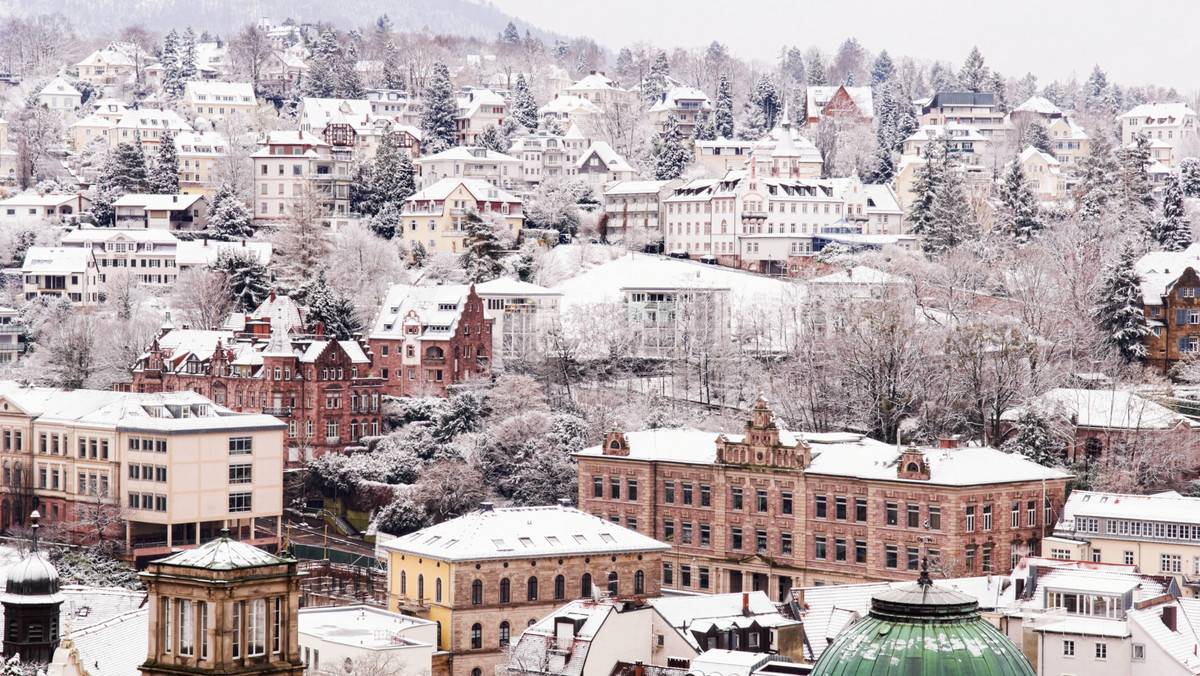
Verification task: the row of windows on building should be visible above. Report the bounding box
[668,201,840,215]
[662,562,710,589]
[161,597,282,661]
[399,570,645,605]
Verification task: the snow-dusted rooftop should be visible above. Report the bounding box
[604,180,674,196]
[372,283,474,341]
[1003,387,1195,431]
[1059,490,1200,528]
[112,193,206,211]
[406,177,522,204]
[1013,96,1064,116]
[175,240,272,267]
[380,504,670,562]
[1126,597,1200,674]
[20,246,92,274]
[475,278,561,298]
[155,531,291,570]
[1135,243,1200,305]
[299,605,435,650]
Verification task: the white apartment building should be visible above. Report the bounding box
[60,228,181,289]
[176,130,228,195]
[509,126,590,185]
[250,130,353,227]
[36,77,82,111]
[1121,103,1198,166]
[649,85,712,137]
[603,180,681,248]
[415,146,523,191]
[20,247,100,307]
[0,194,90,223]
[475,278,562,369]
[565,72,630,109]
[183,81,257,120]
[298,606,436,676]
[920,92,1008,138]
[113,194,209,230]
[455,88,507,146]
[110,108,195,149]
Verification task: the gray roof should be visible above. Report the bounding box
[153,532,292,570]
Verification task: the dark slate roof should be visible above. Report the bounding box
[925,92,996,110]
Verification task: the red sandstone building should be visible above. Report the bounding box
[575,398,1072,602]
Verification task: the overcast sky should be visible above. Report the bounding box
[485,0,1195,92]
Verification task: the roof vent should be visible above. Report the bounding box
[557,498,573,508]
[480,502,494,512]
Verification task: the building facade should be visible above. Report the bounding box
[250,131,353,228]
[21,247,100,308]
[576,399,1072,603]
[400,179,523,255]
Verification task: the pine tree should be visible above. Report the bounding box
[146,131,180,194]
[111,142,148,193]
[806,53,828,86]
[476,124,507,153]
[215,247,272,313]
[369,134,416,214]
[301,29,339,99]
[512,74,538,130]
[1022,121,1053,155]
[305,270,362,340]
[1078,129,1119,227]
[501,22,520,45]
[652,116,690,180]
[866,77,916,182]
[575,52,588,76]
[338,42,365,99]
[1154,174,1192,252]
[870,50,894,91]
[1084,65,1109,112]
[987,70,1008,113]
[1014,73,1039,104]
[958,46,989,93]
[743,75,780,137]
[1117,133,1158,233]
[411,240,428,266]
[713,75,734,139]
[382,41,405,90]
[692,119,716,141]
[208,183,254,240]
[908,134,974,253]
[420,61,457,153]
[615,47,634,82]
[161,29,183,99]
[1182,157,1200,198]
[999,410,1060,467]
[641,52,670,105]
[180,27,198,83]
[999,160,1042,243]
[368,201,403,240]
[1094,241,1149,363]
[460,211,505,283]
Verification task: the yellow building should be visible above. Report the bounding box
[402,178,523,255]
[379,502,669,676]
[176,131,228,196]
[1047,117,1090,168]
[0,383,286,564]
[1048,490,1200,597]
[1017,146,1067,201]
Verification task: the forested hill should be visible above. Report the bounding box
[0,0,568,44]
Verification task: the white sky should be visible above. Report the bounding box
[485,0,1197,92]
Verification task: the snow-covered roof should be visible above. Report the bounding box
[78,47,134,67]
[406,177,522,204]
[904,123,988,143]
[474,278,561,298]
[418,146,521,164]
[175,240,272,267]
[372,283,473,340]
[69,113,115,129]
[260,129,328,147]
[380,504,670,562]
[576,141,633,173]
[1060,490,1200,528]
[299,605,434,650]
[113,108,193,133]
[1019,146,1061,169]
[175,130,228,154]
[1004,387,1195,431]
[568,73,621,92]
[808,266,901,286]
[648,85,712,113]
[1136,244,1200,305]
[538,95,603,116]
[0,193,86,208]
[38,76,81,98]
[457,88,506,119]
[605,180,673,196]
[1121,102,1197,122]
[1126,598,1200,674]
[60,227,179,245]
[1013,96,1064,116]
[806,85,874,120]
[184,81,255,104]
[21,247,91,274]
[112,193,206,211]
[156,531,292,570]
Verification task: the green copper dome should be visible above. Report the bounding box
[810,572,1035,676]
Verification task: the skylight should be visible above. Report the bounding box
[599,534,616,544]
[573,535,588,544]
[519,537,534,547]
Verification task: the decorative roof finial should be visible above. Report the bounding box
[30,510,40,553]
[918,556,932,587]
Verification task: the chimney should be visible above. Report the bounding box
[938,437,959,449]
[557,498,572,508]
[314,322,324,338]
[635,662,644,676]
[742,592,750,616]
[480,502,494,512]
[203,238,208,246]
[173,195,178,202]
[1163,605,1178,632]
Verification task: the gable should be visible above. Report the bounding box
[0,395,35,418]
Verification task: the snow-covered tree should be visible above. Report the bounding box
[1000,410,1062,466]
[161,29,184,99]
[1116,133,1158,234]
[806,52,828,86]
[374,495,430,536]
[420,61,457,153]
[338,42,365,99]
[367,134,416,215]
[651,116,690,180]
[742,74,780,139]
[381,41,405,90]
[214,247,272,313]
[146,131,179,194]
[171,267,235,330]
[1182,157,1200,198]
[958,46,989,93]
[870,50,894,91]
[1154,174,1192,252]
[525,179,591,235]
[301,29,339,99]
[512,74,538,130]
[305,270,362,340]
[866,77,917,182]
[179,27,198,83]
[1022,121,1052,155]
[1094,241,1149,363]
[713,74,734,139]
[1013,73,1039,104]
[998,160,1042,243]
[908,134,975,253]
[640,52,670,105]
[459,211,505,283]
[615,47,634,82]
[365,201,403,240]
[1077,128,1119,227]
[207,183,254,240]
[501,22,520,45]
[110,142,148,194]
[476,124,507,154]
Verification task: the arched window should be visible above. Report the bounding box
[554,574,565,600]
[472,579,483,604]
[350,420,359,439]
[610,440,620,449]
[499,578,511,604]
[581,573,592,598]
[436,621,442,650]
[527,618,537,627]
[527,576,538,601]
[436,577,443,603]
[470,623,482,649]
[634,570,645,595]
[417,574,425,600]
[400,570,407,595]
[3,461,9,485]
[472,670,482,676]
[906,463,919,472]
[499,621,511,647]
[607,571,618,596]
[425,346,445,359]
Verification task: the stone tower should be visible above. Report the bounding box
[1,510,63,663]
[138,529,304,676]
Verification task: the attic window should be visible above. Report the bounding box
[573,535,588,544]
[438,304,457,311]
[1082,495,1091,502]
[443,539,458,548]
[519,537,534,547]
[425,536,441,545]
[545,536,560,546]
[492,538,511,550]
[384,324,394,331]
[599,533,616,544]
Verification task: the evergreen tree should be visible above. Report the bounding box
[179,27,198,83]
[1094,241,1150,363]
[1022,121,1053,154]
[460,211,505,283]
[501,22,520,45]
[476,124,507,153]
[110,142,148,193]
[146,131,180,194]
[1116,133,1158,233]
[1182,157,1200,198]
[338,42,365,99]
[986,70,1008,113]
[1013,73,1039,104]
[512,74,539,130]
[743,75,780,137]
[999,410,1061,467]
[382,41,405,90]
[207,183,254,240]
[348,159,374,215]
[865,77,916,183]
[998,160,1042,243]
[420,61,457,153]
[641,52,670,105]
[301,29,339,99]
[304,270,362,340]
[1154,174,1192,252]
[575,52,588,76]
[411,240,428,266]
[1084,64,1109,112]
[908,134,975,253]
[1077,128,1119,227]
[369,134,416,214]
[806,53,828,86]
[161,29,184,99]
[958,46,989,93]
[368,201,403,240]
[692,119,716,141]
[869,50,894,91]
[615,47,634,81]
[651,116,690,180]
[215,248,272,313]
[713,74,734,139]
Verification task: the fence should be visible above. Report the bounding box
[296,558,388,608]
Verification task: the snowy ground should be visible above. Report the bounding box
[0,543,25,587]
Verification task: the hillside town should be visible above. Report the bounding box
[0,5,1197,676]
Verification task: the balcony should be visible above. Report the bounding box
[324,436,342,445]
[262,406,293,417]
[0,324,23,334]
[424,357,446,365]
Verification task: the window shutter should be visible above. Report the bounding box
[1179,309,1188,325]
[1180,337,1189,352]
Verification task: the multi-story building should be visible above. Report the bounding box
[565,72,630,110]
[369,284,493,397]
[476,279,561,370]
[0,307,25,365]
[1047,117,1090,169]
[576,398,1072,602]
[805,85,874,125]
[365,88,423,128]
[901,124,991,165]
[1120,102,1198,166]
[131,296,381,465]
[36,77,82,111]
[0,194,90,223]
[1016,147,1067,201]
[509,126,590,185]
[75,47,136,85]
[574,141,636,189]
[415,147,523,192]
[176,130,228,195]
[455,88,507,146]
[0,383,286,561]
[649,86,712,137]
[183,81,258,120]
[298,605,436,676]
[250,131,353,227]
[919,92,1007,138]
[1047,490,1200,597]
[1135,245,1200,370]
[20,247,100,307]
[113,194,210,230]
[622,281,730,359]
[60,228,181,290]
[110,109,195,149]
[400,178,523,255]
[603,179,681,248]
[537,95,602,130]
[67,113,114,151]
[694,126,823,177]
[379,502,670,676]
